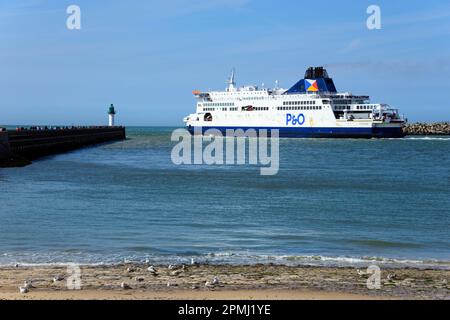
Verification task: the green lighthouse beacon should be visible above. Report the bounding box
[108,104,116,126]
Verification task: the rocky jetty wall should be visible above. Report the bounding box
[403,122,450,135]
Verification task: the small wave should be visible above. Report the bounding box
[2,252,449,270]
[345,239,423,249]
[403,136,450,141]
[203,253,450,270]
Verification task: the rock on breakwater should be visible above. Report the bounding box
[403,122,450,135]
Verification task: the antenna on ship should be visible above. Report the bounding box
[226,68,236,92]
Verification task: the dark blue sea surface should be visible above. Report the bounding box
[0,127,449,269]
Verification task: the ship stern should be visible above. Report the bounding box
[372,123,406,138]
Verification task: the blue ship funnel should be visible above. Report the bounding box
[285,67,337,94]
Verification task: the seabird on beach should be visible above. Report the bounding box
[147,265,157,275]
[356,269,366,276]
[387,273,397,281]
[205,276,220,287]
[53,275,64,283]
[23,280,34,289]
[170,269,182,277]
[120,282,131,290]
[19,286,29,294]
[168,264,186,271]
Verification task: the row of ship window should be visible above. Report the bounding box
[203,106,323,112]
[203,107,269,112]
[241,96,265,100]
[277,106,322,111]
[203,107,240,112]
[283,100,316,106]
[205,105,374,112]
[333,99,352,104]
[202,102,235,107]
[356,105,375,109]
[334,105,375,110]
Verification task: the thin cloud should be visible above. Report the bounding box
[324,58,450,77]
[118,0,251,19]
[0,0,50,18]
[338,39,362,54]
[384,6,450,26]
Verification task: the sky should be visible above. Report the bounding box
[1,0,450,126]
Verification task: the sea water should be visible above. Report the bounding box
[0,127,449,269]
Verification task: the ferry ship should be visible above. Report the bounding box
[184,67,406,138]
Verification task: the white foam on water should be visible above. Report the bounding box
[3,252,449,270]
[403,136,450,141]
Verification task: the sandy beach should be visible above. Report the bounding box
[0,264,448,300]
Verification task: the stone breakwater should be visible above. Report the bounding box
[403,122,450,135]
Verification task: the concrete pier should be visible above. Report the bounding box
[0,130,21,167]
[0,126,126,167]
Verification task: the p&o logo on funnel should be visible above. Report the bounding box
[305,79,319,92]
